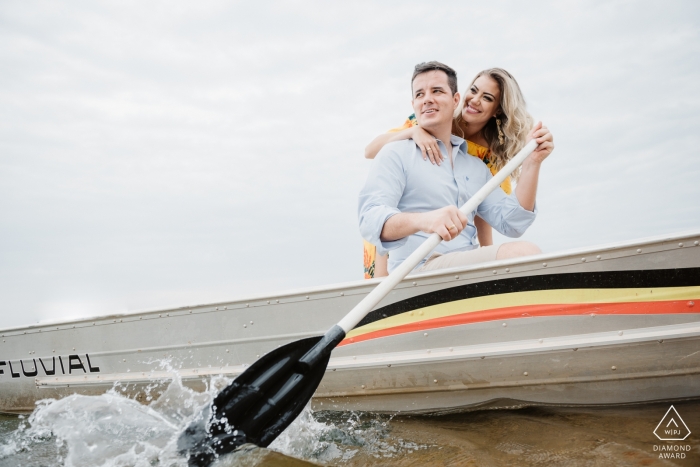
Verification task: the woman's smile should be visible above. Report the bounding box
[464,104,481,114]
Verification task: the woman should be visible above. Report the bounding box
[363,67,551,278]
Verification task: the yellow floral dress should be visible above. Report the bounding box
[362,114,512,279]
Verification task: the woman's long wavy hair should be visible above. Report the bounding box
[452,68,533,179]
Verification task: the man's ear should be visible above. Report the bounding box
[452,92,461,110]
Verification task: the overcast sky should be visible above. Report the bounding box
[1,0,699,329]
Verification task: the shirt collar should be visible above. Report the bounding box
[450,134,467,155]
[432,134,467,156]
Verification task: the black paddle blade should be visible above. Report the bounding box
[178,325,346,467]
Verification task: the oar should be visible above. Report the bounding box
[178,139,539,466]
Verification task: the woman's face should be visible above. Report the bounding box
[461,74,501,126]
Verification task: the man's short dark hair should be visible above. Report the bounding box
[411,61,458,95]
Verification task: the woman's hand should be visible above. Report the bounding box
[517,121,553,211]
[412,126,444,165]
[527,121,554,164]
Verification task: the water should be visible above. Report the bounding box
[1,376,698,466]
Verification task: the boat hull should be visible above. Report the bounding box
[1,232,699,414]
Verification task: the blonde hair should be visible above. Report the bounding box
[452,68,534,178]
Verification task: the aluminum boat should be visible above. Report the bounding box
[1,231,699,414]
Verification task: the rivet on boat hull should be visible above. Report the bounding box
[502,323,507,327]
[523,372,528,376]
[480,356,485,359]
[455,275,459,279]
[636,249,642,253]
[581,258,586,262]
[618,331,623,336]
[361,385,365,389]
[542,263,547,267]
[611,366,617,370]
[412,282,417,286]
[695,241,699,246]
[433,379,438,383]
[596,255,601,259]
[678,243,684,247]
[423,332,428,336]
[688,301,695,307]
[658,340,664,344]
[493,270,497,275]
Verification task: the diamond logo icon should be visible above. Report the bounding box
[654,405,691,441]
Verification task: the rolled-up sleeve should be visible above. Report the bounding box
[476,172,537,238]
[358,148,408,254]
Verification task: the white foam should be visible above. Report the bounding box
[0,369,425,466]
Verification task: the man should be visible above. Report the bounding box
[358,61,553,273]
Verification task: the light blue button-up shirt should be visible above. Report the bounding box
[358,135,537,272]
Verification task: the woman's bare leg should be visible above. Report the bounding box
[475,216,493,247]
[374,253,389,277]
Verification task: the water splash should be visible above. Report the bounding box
[0,371,427,466]
[0,368,218,467]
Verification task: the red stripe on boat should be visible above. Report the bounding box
[338,300,699,347]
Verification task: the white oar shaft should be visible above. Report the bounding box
[337,139,537,333]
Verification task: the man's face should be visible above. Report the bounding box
[411,70,460,132]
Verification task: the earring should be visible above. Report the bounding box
[496,118,505,145]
